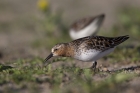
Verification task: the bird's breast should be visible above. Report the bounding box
[74,48,115,62]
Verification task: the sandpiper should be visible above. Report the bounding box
[69,14,105,40]
[44,35,129,70]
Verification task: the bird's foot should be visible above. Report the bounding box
[90,61,99,72]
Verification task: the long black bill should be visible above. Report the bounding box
[44,53,53,63]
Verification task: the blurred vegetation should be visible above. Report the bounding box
[0,58,137,93]
[33,0,70,49]
[118,7,140,38]
[101,7,140,43]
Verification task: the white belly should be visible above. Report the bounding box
[74,48,115,62]
[70,19,99,40]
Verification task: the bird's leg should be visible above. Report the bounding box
[90,61,97,71]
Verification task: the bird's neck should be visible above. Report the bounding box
[61,44,74,57]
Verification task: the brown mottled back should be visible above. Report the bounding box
[69,35,129,51]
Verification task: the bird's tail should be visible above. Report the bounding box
[112,35,129,46]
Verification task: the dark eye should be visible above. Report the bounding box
[54,49,58,51]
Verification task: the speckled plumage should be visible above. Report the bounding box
[68,35,129,61]
[44,35,129,69]
[69,35,129,51]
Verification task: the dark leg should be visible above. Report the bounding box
[90,61,97,71]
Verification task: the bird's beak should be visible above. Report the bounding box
[44,53,53,63]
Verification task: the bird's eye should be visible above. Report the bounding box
[54,49,58,51]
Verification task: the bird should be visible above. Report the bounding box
[44,35,129,70]
[69,14,105,40]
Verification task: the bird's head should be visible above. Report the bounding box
[44,43,67,62]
